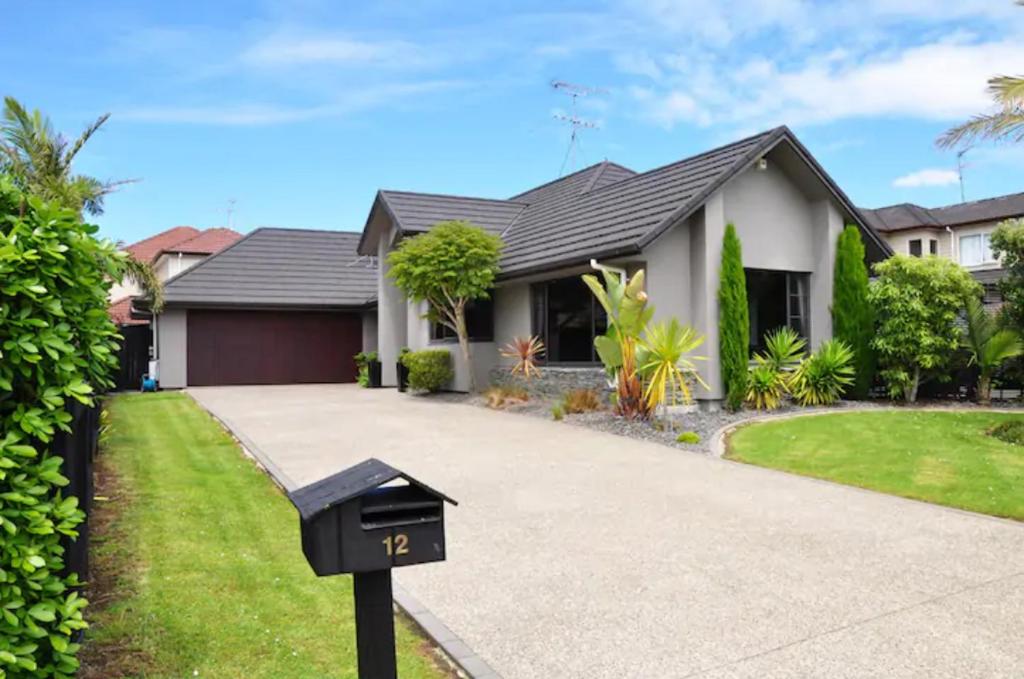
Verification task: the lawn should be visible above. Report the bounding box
[726,410,1024,521]
[80,392,450,679]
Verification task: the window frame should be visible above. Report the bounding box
[959,233,996,267]
[909,239,922,257]
[429,296,495,344]
[530,277,606,365]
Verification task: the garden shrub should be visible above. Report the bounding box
[354,350,378,387]
[0,180,125,677]
[832,225,875,398]
[789,340,855,406]
[484,385,528,409]
[746,363,786,410]
[560,389,603,414]
[402,349,453,392]
[988,420,1024,446]
[719,224,749,411]
[551,404,565,421]
[676,431,700,444]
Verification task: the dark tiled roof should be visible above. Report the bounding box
[363,126,888,277]
[163,228,377,308]
[108,296,149,326]
[861,191,1024,233]
[378,191,526,234]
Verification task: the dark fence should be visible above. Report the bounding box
[51,401,100,580]
[115,324,152,391]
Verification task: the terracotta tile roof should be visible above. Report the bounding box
[108,296,149,326]
[159,227,242,256]
[125,226,200,263]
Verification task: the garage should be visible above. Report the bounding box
[154,228,378,389]
[186,309,363,386]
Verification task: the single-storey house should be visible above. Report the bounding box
[153,126,890,405]
[360,126,890,403]
[154,228,377,387]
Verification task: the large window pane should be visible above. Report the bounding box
[531,276,605,363]
[960,235,982,266]
[431,297,493,342]
[746,269,809,354]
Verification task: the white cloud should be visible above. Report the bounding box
[892,168,960,188]
[241,33,428,69]
[119,80,465,125]
[630,37,1024,129]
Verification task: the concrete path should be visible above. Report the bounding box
[189,385,1024,679]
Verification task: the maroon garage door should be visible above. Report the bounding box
[187,309,362,386]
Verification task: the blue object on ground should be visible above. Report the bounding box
[141,375,157,392]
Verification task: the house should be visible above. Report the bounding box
[110,225,241,389]
[108,225,242,325]
[360,126,890,404]
[154,228,377,387]
[860,191,1024,297]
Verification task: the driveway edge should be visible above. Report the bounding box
[185,389,502,679]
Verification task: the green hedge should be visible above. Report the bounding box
[0,179,124,677]
[401,350,453,392]
[832,225,874,398]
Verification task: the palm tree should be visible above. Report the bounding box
[0,96,133,215]
[1,96,162,311]
[938,75,1024,148]
[963,295,1023,404]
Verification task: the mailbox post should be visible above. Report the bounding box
[287,458,457,679]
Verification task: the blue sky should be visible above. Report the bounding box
[6,1,1024,244]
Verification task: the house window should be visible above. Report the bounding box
[929,239,938,255]
[531,276,607,363]
[431,297,494,342]
[746,269,809,354]
[959,233,995,267]
[909,239,922,257]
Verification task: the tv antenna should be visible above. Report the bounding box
[220,198,238,229]
[551,80,605,175]
[956,148,971,203]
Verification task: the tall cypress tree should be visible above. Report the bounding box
[719,223,749,410]
[832,225,874,398]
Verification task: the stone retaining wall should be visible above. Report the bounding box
[488,366,611,397]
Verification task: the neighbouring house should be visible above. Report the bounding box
[860,191,1024,301]
[360,126,890,404]
[109,225,241,388]
[153,228,377,388]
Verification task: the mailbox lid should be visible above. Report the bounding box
[288,458,457,522]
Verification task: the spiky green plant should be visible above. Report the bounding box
[761,326,806,372]
[789,340,855,406]
[746,362,786,410]
[638,318,708,421]
[962,295,1024,405]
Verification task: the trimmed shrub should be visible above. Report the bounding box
[988,420,1024,446]
[402,349,453,392]
[676,431,700,444]
[561,389,603,414]
[719,224,749,411]
[789,339,855,406]
[1,180,125,677]
[354,350,378,388]
[832,226,875,399]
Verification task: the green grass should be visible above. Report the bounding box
[726,410,1024,521]
[83,392,448,678]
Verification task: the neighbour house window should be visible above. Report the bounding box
[430,297,494,342]
[959,233,995,267]
[929,239,938,255]
[531,276,608,363]
[909,239,922,257]
[745,269,809,355]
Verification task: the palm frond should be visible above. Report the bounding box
[938,74,1024,148]
[66,112,111,163]
[981,329,1024,368]
[119,255,165,313]
[989,75,1024,106]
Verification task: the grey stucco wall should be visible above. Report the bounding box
[492,282,532,371]
[377,223,407,386]
[361,310,378,352]
[156,309,187,389]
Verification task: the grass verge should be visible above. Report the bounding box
[726,410,1024,521]
[79,391,451,678]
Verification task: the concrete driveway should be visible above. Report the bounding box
[189,385,1024,679]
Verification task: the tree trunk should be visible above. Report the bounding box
[455,304,475,392]
[978,373,992,406]
[906,366,921,403]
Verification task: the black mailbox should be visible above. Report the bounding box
[288,458,457,576]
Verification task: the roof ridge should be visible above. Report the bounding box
[253,227,362,236]
[579,161,610,195]
[931,190,1024,211]
[123,225,198,250]
[162,228,266,289]
[380,188,526,206]
[507,161,607,201]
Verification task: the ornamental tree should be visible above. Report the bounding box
[1,177,125,677]
[718,223,749,410]
[990,218,1024,330]
[832,225,875,398]
[386,220,503,392]
[868,255,981,402]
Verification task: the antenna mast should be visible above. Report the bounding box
[551,80,604,176]
[956,148,970,203]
